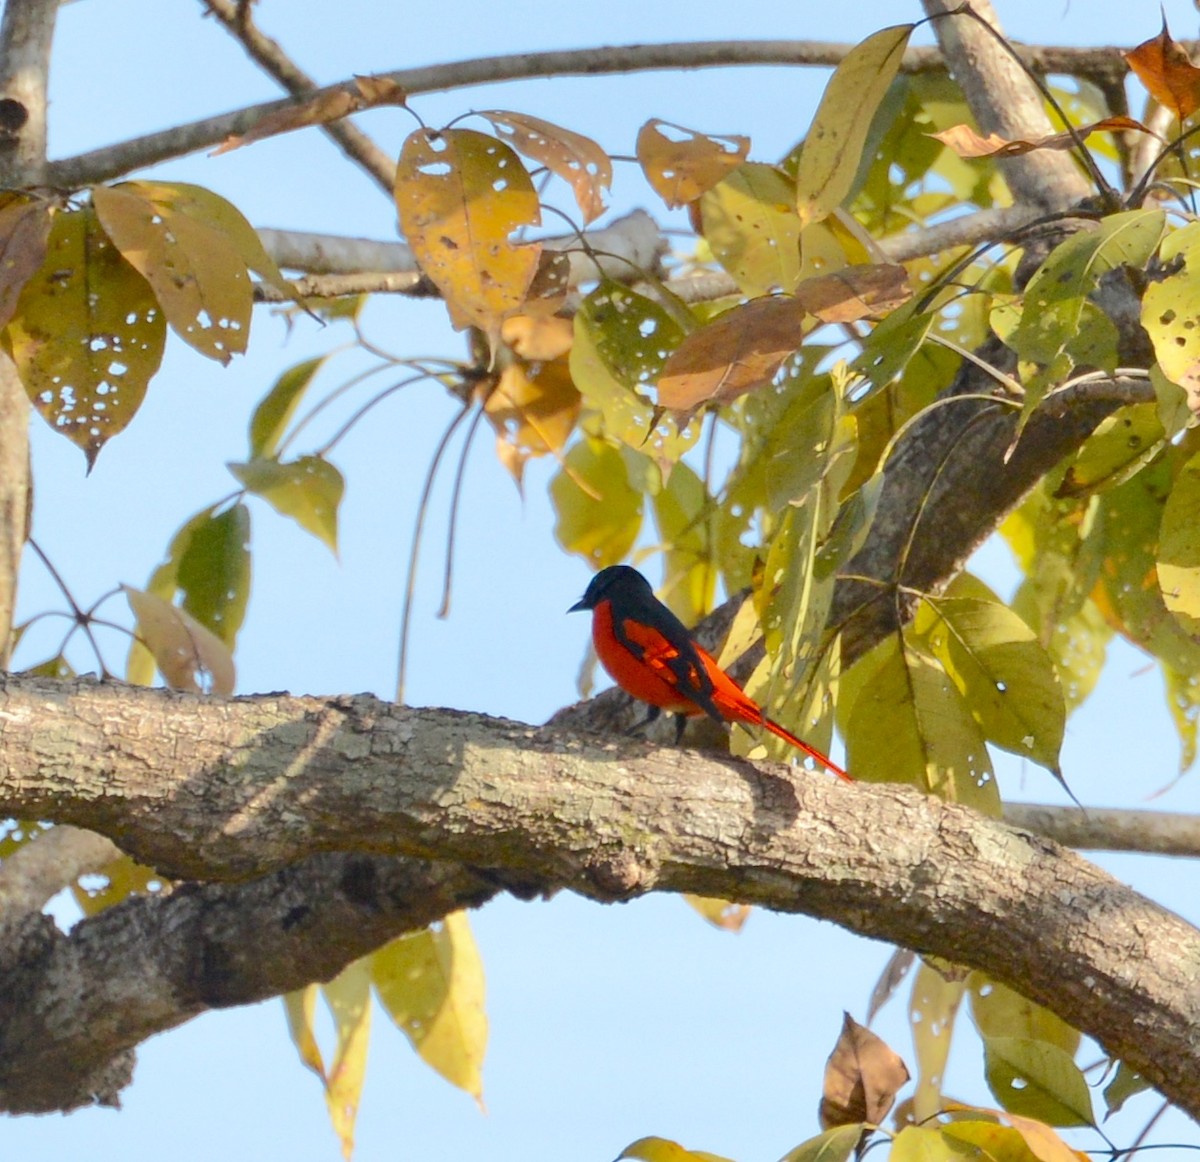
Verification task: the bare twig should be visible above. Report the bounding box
[200,0,395,195]
[1005,804,1200,859]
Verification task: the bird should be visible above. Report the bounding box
[569,565,851,781]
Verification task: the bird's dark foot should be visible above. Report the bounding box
[626,705,661,735]
[673,713,688,744]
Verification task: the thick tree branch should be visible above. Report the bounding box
[44,37,1154,189]
[0,675,1199,1119]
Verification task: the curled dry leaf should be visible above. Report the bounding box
[636,119,749,208]
[0,194,51,331]
[213,74,407,154]
[123,585,236,696]
[794,263,910,323]
[931,117,1156,160]
[481,111,612,223]
[819,1012,910,1129]
[1125,17,1200,122]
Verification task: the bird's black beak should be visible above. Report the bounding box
[567,597,588,614]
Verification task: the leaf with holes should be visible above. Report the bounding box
[92,182,251,364]
[123,585,235,695]
[795,24,913,227]
[819,1012,909,1129]
[969,975,1080,1058]
[394,128,541,341]
[908,959,966,1123]
[372,912,487,1102]
[175,503,251,647]
[930,117,1153,159]
[229,456,343,555]
[1158,446,1200,634]
[550,436,642,568]
[1143,220,1200,415]
[840,632,1000,814]
[1056,403,1167,498]
[0,194,51,331]
[4,205,165,468]
[1125,17,1200,121]
[983,1036,1094,1128]
[484,355,580,486]
[699,162,803,295]
[249,355,327,459]
[320,957,372,1161]
[71,851,161,917]
[481,111,611,223]
[636,119,749,208]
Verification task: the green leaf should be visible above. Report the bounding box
[795,24,915,227]
[849,297,935,393]
[1158,446,1200,634]
[372,912,487,1102]
[841,633,1000,815]
[570,280,697,465]
[618,1137,736,1162]
[550,435,643,567]
[908,959,965,1123]
[1163,664,1200,773]
[940,1120,1051,1162]
[650,461,715,626]
[229,456,343,554]
[918,591,1065,772]
[983,1036,1095,1128]
[4,205,166,467]
[969,975,1079,1057]
[888,1125,960,1162]
[1103,1061,1150,1118]
[175,503,251,646]
[250,355,326,459]
[1057,403,1166,499]
[1143,218,1200,413]
[699,162,803,295]
[778,1124,863,1162]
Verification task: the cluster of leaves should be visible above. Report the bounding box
[9,11,1200,1159]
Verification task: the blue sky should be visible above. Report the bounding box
[6,1,1200,1158]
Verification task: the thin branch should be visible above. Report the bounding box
[0,825,120,925]
[200,0,396,195]
[1004,804,1200,859]
[45,37,1160,189]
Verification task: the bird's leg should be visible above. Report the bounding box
[673,714,688,744]
[626,705,661,735]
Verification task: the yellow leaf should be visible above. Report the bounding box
[483,357,581,486]
[372,911,487,1102]
[229,456,343,554]
[394,128,541,341]
[795,25,914,227]
[93,182,251,364]
[4,205,165,468]
[619,1136,736,1162]
[778,1124,863,1162]
[908,957,966,1122]
[481,111,611,223]
[321,958,372,1161]
[636,119,749,208]
[70,850,160,917]
[683,895,751,932]
[123,585,236,695]
[284,985,326,1080]
[550,435,643,568]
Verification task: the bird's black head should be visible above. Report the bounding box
[568,564,652,612]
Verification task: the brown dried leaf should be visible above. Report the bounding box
[4,205,166,467]
[393,127,541,341]
[521,249,572,318]
[1125,18,1200,121]
[123,585,236,695]
[793,263,910,323]
[657,296,806,414]
[481,111,612,223]
[931,117,1155,160]
[636,119,750,208]
[213,75,407,154]
[93,182,252,363]
[0,195,50,331]
[819,1012,910,1129]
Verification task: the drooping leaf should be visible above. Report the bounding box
[619,1137,736,1162]
[229,456,343,554]
[819,1012,909,1129]
[1103,1061,1150,1118]
[483,354,581,486]
[983,1036,1095,1128]
[636,119,749,208]
[778,1124,863,1162]
[550,436,642,567]
[1163,664,1200,773]
[840,632,1000,814]
[123,585,235,695]
[969,975,1080,1058]
[4,205,165,467]
[866,947,915,1024]
[908,958,966,1123]
[1125,17,1200,121]
[930,116,1153,160]
[284,984,326,1079]
[320,957,372,1161]
[175,502,251,646]
[394,127,541,341]
[682,895,750,932]
[1158,445,1200,634]
[794,263,909,323]
[795,24,914,227]
[1142,220,1200,414]
[372,911,487,1102]
[699,162,804,295]
[0,193,51,331]
[650,460,715,626]
[249,355,327,459]
[480,110,611,223]
[92,182,252,363]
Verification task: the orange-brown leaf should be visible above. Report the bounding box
[657,296,806,413]
[931,117,1156,159]
[123,585,236,695]
[793,263,910,323]
[500,315,574,361]
[819,1012,910,1129]
[393,128,541,340]
[636,119,750,208]
[0,195,51,331]
[481,111,611,224]
[1125,19,1200,121]
[213,75,407,154]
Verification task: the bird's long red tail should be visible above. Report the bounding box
[762,717,852,783]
